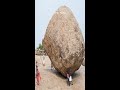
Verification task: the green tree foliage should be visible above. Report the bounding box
[37,43,44,50]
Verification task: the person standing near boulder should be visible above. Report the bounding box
[36,68,41,85]
[35,61,41,85]
[66,69,73,86]
[67,69,73,86]
[69,75,73,86]
[51,62,54,70]
[42,54,45,66]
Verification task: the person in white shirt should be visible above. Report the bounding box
[67,69,73,86]
[69,75,73,85]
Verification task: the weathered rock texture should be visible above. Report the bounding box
[43,6,85,77]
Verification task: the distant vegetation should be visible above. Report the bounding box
[37,43,44,50]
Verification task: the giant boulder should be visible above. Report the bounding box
[43,6,85,77]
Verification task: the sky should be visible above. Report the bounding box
[35,0,85,49]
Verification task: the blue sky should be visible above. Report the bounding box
[35,0,85,49]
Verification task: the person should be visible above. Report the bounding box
[67,69,73,86]
[69,75,73,85]
[51,62,54,70]
[67,73,69,85]
[36,68,41,85]
[42,54,45,66]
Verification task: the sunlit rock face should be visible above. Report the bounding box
[43,6,85,77]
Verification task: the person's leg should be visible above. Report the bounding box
[70,81,72,85]
[67,78,69,86]
[71,81,73,85]
[37,76,40,85]
[69,81,71,86]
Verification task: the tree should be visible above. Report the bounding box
[37,43,43,50]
